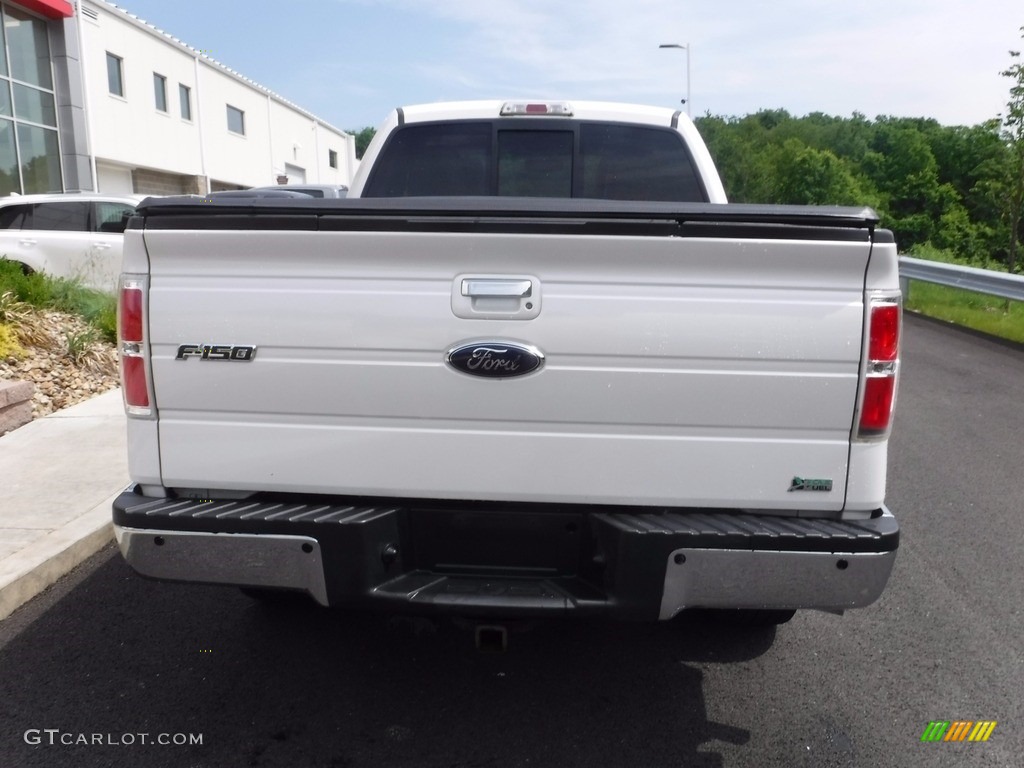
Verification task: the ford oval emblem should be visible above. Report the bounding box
[446,341,544,379]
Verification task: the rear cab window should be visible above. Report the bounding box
[497,130,574,197]
[362,120,708,202]
[364,122,491,197]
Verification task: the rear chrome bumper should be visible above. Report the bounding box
[658,546,896,619]
[114,527,330,605]
[113,487,898,620]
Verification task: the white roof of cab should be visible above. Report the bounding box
[399,100,685,128]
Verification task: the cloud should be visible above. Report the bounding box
[356,0,689,96]
[331,0,1022,125]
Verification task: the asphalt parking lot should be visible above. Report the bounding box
[0,314,1021,768]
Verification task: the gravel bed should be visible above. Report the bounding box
[0,308,118,419]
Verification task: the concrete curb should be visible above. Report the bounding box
[0,388,126,622]
[0,494,115,622]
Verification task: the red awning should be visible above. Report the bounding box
[12,0,74,19]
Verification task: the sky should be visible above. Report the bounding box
[112,0,1023,133]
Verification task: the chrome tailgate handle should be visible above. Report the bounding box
[461,278,532,298]
[453,275,541,320]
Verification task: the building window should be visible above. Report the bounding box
[5,5,52,88]
[13,84,56,126]
[16,123,61,193]
[179,84,191,121]
[226,105,245,135]
[0,122,20,197]
[106,53,123,97]
[153,73,167,112]
[0,5,62,195]
[328,149,338,169]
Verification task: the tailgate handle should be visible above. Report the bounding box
[461,278,532,298]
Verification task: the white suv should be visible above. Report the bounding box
[0,193,144,293]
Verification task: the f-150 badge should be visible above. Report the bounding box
[447,341,544,378]
[176,344,257,361]
[788,476,833,492]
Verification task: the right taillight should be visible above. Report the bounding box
[857,297,901,439]
[118,277,153,416]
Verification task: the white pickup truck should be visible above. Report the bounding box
[112,101,901,626]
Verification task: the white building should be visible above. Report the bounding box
[0,0,356,196]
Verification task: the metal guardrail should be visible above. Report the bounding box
[898,256,1024,302]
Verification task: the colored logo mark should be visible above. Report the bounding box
[920,721,997,742]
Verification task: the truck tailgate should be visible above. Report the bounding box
[141,221,872,512]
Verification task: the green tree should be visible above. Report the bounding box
[774,139,875,206]
[695,108,1015,261]
[696,113,780,202]
[933,203,992,264]
[347,127,376,160]
[863,122,958,248]
[924,122,1004,210]
[999,28,1024,273]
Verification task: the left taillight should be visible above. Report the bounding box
[118,277,152,417]
[856,295,901,439]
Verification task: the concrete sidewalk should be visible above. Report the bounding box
[0,388,126,621]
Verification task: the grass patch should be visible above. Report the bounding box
[905,281,1024,344]
[0,259,117,344]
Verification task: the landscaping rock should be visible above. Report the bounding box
[0,380,35,435]
[0,308,118,429]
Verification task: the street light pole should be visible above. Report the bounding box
[659,43,691,117]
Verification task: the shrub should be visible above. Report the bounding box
[0,321,24,359]
[0,259,116,343]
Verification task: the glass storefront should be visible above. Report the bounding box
[0,2,61,195]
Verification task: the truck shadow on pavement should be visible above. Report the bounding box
[0,547,780,768]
